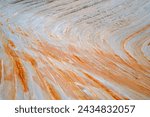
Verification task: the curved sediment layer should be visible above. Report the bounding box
[0,0,150,99]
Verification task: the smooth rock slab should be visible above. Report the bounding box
[0,0,150,99]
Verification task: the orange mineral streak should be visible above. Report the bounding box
[95,50,150,95]
[46,82,61,100]
[83,72,122,100]
[30,40,68,62]
[66,71,100,99]
[23,52,61,99]
[15,26,29,37]
[23,52,37,67]
[0,0,150,99]
[55,68,92,100]
[3,40,28,92]
[121,24,150,72]
[70,49,150,97]
[8,25,15,34]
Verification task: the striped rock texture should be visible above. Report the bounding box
[0,0,150,100]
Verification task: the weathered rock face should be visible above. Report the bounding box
[0,0,150,100]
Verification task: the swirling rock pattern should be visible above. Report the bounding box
[0,0,150,100]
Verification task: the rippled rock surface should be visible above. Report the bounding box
[0,0,150,99]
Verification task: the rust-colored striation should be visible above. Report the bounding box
[3,39,28,92]
[83,72,122,100]
[46,82,61,100]
[0,0,150,99]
